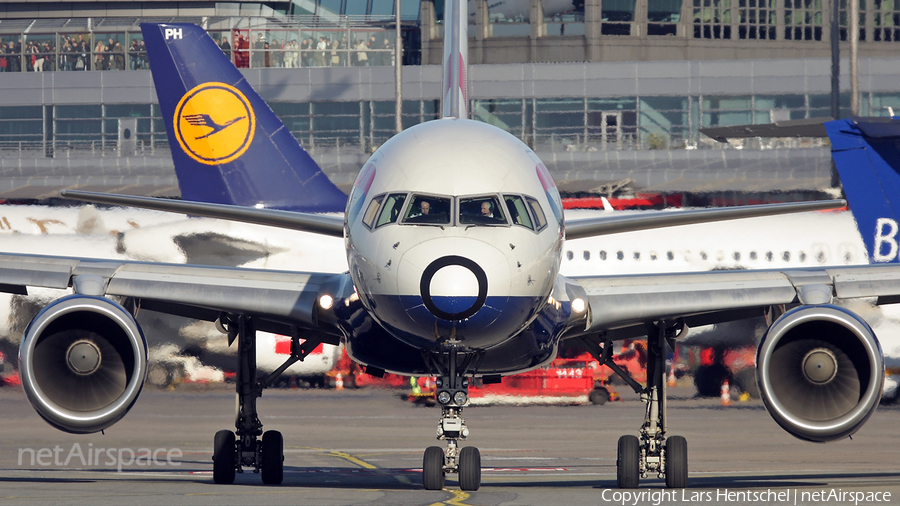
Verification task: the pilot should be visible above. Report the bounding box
[410,200,430,218]
[481,201,494,218]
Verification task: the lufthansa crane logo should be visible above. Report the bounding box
[174,82,255,165]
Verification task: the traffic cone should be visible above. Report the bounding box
[720,379,731,406]
[335,373,344,390]
[667,368,677,387]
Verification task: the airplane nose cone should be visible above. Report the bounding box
[420,256,488,320]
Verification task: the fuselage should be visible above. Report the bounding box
[342,118,572,372]
[561,208,867,275]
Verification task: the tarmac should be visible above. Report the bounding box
[0,383,898,506]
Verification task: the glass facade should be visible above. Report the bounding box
[738,0,776,40]
[1,92,895,154]
[872,0,900,40]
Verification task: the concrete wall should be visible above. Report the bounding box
[1,56,899,107]
[422,0,900,64]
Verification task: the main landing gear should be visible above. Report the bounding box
[211,315,325,485]
[578,321,688,489]
[422,345,482,491]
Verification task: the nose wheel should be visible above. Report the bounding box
[423,406,482,491]
[423,446,446,490]
[458,446,482,491]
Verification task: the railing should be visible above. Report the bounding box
[0,22,404,73]
[0,140,172,158]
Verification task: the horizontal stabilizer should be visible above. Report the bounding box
[849,117,900,139]
[61,190,345,238]
[700,117,831,142]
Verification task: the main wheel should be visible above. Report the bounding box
[458,446,481,491]
[423,446,445,490]
[616,435,640,489]
[665,435,688,488]
[261,430,284,485]
[213,430,236,484]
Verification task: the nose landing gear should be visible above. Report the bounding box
[423,388,482,491]
[422,347,482,491]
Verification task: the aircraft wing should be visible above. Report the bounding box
[566,265,900,338]
[61,190,346,238]
[0,252,347,342]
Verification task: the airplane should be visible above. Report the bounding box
[2,7,898,493]
[0,208,347,387]
[0,26,351,385]
[466,0,578,22]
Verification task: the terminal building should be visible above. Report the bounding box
[0,0,897,198]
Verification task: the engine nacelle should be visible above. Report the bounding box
[19,295,148,434]
[757,304,883,442]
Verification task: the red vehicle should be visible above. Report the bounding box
[0,351,21,387]
[464,342,649,405]
[330,343,649,406]
[468,354,614,405]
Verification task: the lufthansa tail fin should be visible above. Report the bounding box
[441,0,468,119]
[825,117,900,262]
[141,23,347,213]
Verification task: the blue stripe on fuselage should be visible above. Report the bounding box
[336,294,573,375]
[365,294,541,349]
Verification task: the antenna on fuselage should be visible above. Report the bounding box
[441,0,469,119]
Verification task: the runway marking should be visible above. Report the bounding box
[328,450,413,485]
[406,467,568,473]
[329,451,378,470]
[428,489,476,506]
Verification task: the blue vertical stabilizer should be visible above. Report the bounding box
[826,117,900,262]
[141,23,347,213]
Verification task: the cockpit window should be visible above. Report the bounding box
[403,195,451,225]
[504,195,534,230]
[459,196,507,225]
[525,197,548,231]
[375,193,407,228]
[361,195,384,229]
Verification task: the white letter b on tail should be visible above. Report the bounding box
[874,218,899,262]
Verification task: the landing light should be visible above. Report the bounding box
[319,295,334,310]
[572,298,586,313]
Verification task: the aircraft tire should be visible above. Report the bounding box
[458,446,481,491]
[423,446,445,490]
[693,364,732,397]
[261,430,284,485]
[616,435,640,488]
[213,430,236,484]
[665,436,688,488]
[734,367,759,399]
[589,387,610,405]
[147,363,170,387]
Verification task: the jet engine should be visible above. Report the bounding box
[19,295,148,434]
[756,304,883,442]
